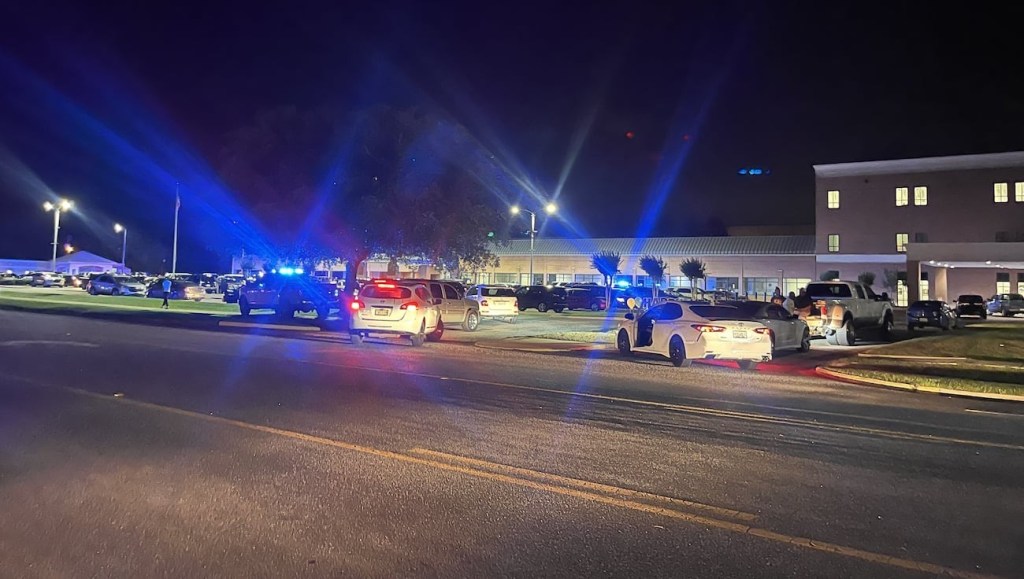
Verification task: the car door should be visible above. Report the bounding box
[633,304,666,350]
[651,302,684,353]
[442,284,466,322]
[765,305,797,348]
[427,283,446,321]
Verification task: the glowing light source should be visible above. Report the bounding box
[114,223,124,233]
[545,202,557,214]
[509,205,521,215]
[625,130,635,139]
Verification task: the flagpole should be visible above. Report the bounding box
[172,182,180,274]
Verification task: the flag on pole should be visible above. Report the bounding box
[176,191,181,211]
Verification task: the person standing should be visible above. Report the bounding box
[161,277,172,309]
[783,291,796,314]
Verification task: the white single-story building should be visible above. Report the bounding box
[0,251,129,275]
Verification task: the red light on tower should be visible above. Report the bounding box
[682,134,691,141]
[625,130,635,139]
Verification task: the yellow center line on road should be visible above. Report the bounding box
[406,447,756,522]
[55,385,1000,579]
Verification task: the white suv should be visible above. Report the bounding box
[349,280,443,346]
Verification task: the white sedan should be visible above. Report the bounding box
[349,280,443,347]
[616,301,772,370]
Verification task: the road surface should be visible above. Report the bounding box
[0,309,1021,578]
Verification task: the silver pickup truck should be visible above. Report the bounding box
[799,281,894,346]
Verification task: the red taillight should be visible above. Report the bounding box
[481,299,489,307]
[400,302,417,311]
[754,327,772,335]
[377,283,395,289]
[350,300,362,311]
[691,324,726,333]
[514,299,518,308]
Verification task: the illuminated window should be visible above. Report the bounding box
[996,272,1010,294]
[827,234,840,253]
[1016,182,1024,202]
[895,187,909,206]
[1018,273,1024,295]
[896,233,909,252]
[826,190,840,209]
[994,182,1008,203]
[913,186,928,206]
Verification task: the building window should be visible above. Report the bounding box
[913,232,928,243]
[574,274,602,284]
[634,275,651,287]
[827,234,840,253]
[709,277,739,292]
[613,274,634,287]
[668,276,689,288]
[1018,273,1024,295]
[896,233,909,252]
[994,182,1009,203]
[826,189,840,209]
[546,273,572,284]
[895,187,909,206]
[1016,182,1024,202]
[744,277,781,299]
[782,278,812,297]
[996,272,1010,294]
[920,271,929,301]
[493,273,517,284]
[913,186,928,206]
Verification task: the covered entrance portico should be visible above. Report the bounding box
[906,242,1024,302]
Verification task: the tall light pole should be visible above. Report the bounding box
[114,223,127,268]
[510,202,557,285]
[42,199,73,272]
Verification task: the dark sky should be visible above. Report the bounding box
[2,1,1023,271]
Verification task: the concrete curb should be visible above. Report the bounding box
[815,366,1024,403]
[473,340,608,353]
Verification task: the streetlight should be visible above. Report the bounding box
[42,199,73,272]
[114,223,127,266]
[510,202,557,285]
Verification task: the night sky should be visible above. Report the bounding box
[2,1,1023,271]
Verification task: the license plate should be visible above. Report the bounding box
[373,308,390,316]
[733,330,747,339]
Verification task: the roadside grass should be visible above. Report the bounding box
[0,289,236,314]
[825,321,1024,396]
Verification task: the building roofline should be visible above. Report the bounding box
[813,151,1024,177]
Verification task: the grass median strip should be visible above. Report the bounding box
[824,322,1024,397]
[0,291,235,314]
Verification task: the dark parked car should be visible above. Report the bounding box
[515,285,567,312]
[907,300,956,331]
[954,294,987,319]
[565,287,607,311]
[611,286,654,309]
[146,278,206,301]
[986,293,1024,317]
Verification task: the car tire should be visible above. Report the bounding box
[428,318,445,342]
[941,318,950,331]
[112,288,121,296]
[981,312,987,320]
[837,318,856,346]
[1002,308,1010,317]
[590,302,600,311]
[880,315,894,342]
[537,302,548,313]
[239,298,251,317]
[798,329,811,352]
[669,335,691,367]
[738,360,759,371]
[88,286,97,295]
[316,306,330,320]
[518,305,526,312]
[461,311,479,332]
[410,321,426,347]
[617,329,632,356]
[350,333,363,346]
[553,307,564,313]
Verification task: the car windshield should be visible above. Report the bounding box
[1010,294,1024,301]
[115,276,132,283]
[362,284,413,300]
[910,301,944,308]
[689,305,742,319]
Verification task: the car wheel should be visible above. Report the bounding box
[738,360,759,371]
[590,302,600,311]
[518,305,526,312]
[428,318,445,342]
[838,318,856,346]
[553,307,565,313]
[239,298,251,317]
[88,286,97,295]
[112,288,120,296]
[880,315,894,342]
[350,333,363,346]
[1002,308,1010,317]
[461,311,479,332]
[798,329,811,352]
[537,302,548,313]
[941,317,951,331]
[981,312,987,320]
[616,329,632,356]
[508,315,518,324]
[669,335,690,367]
[316,306,330,320]
[410,321,426,347]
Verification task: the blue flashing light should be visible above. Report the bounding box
[750,168,763,175]
[279,267,295,275]
[295,267,304,275]
[737,168,748,175]
[616,280,631,288]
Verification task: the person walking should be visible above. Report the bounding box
[161,277,172,309]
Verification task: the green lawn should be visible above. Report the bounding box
[826,322,1024,396]
[0,289,237,315]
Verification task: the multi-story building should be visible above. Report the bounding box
[815,152,1024,303]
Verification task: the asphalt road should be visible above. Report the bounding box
[1,309,1022,578]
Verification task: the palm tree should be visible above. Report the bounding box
[591,251,621,308]
[680,258,707,295]
[639,255,668,299]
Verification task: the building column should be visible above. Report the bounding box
[933,266,949,302]
[906,260,920,303]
